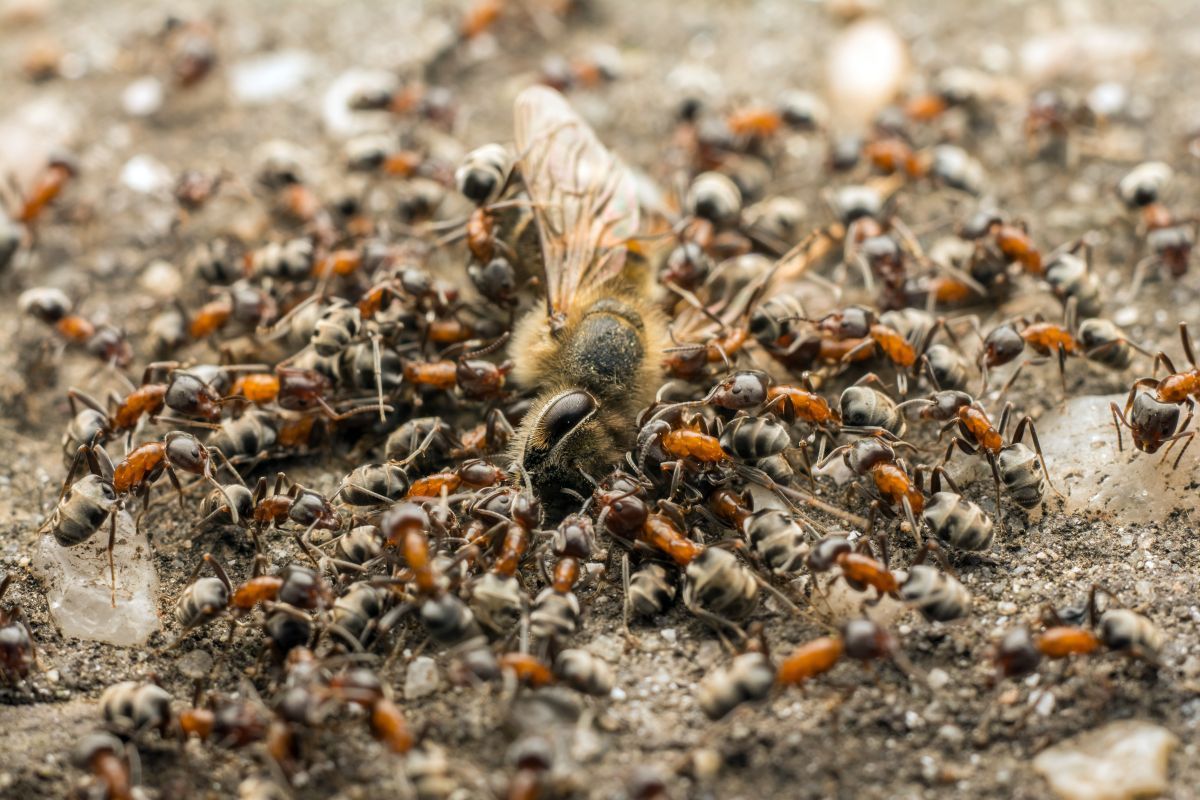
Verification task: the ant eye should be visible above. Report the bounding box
[538,390,597,445]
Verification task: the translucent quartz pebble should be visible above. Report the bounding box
[1037,394,1200,524]
[826,17,908,130]
[1033,720,1178,800]
[33,510,160,646]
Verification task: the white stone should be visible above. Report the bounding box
[121,77,163,117]
[1037,394,1200,524]
[120,154,171,194]
[404,656,439,700]
[825,18,908,130]
[321,69,396,139]
[0,96,79,190]
[32,512,159,646]
[1033,720,1179,800]
[230,50,314,105]
[816,576,907,625]
[139,259,182,299]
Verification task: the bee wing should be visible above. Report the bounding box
[514,86,639,317]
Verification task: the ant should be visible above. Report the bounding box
[0,573,36,684]
[50,432,237,602]
[11,152,77,226]
[818,433,926,540]
[1118,161,1197,297]
[994,585,1162,680]
[807,305,940,394]
[899,386,1059,523]
[978,297,1147,395]
[1112,321,1200,464]
[960,210,1044,277]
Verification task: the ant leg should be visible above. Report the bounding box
[1169,431,1196,469]
[1110,401,1131,453]
[370,332,386,423]
[1125,255,1156,303]
[1056,344,1068,396]
[1011,417,1064,498]
[108,508,118,607]
[901,496,921,547]
[317,396,394,421]
[1151,352,1176,378]
[997,401,1013,441]
[986,453,1005,539]
[52,447,86,512]
[166,467,187,507]
[1182,322,1198,369]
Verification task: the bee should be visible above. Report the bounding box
[508,86,667,508]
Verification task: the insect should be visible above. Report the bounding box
[819,435,925,535]
[809,306,931,392]
[994,585,1163,678]
[100,681,174,736]
[49,432,237,602]
[906,390,1056,520]
[470,490,540,634]
[506,86,667,509]
[961,211,1044,276]
[380,503,482,645]
[1111,322,1200,462]
[978,302,1144,394]
[701,619,915,719]
[16,152,77,225]
[530,513,594,643]
[920,467,994,552]
[637,504,759,639]
[18,287,133,368]
[250,472,340,544]
[1118,161,1197,295]
[0,574,35,684]
[708,489,811,574]
[72,732,135,800]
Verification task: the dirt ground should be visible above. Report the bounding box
[2,0,1200,798]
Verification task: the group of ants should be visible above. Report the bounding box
[2,66,1198,800]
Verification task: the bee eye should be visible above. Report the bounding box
[539,390,597,445]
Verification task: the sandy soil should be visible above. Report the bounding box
[1,0,1200,798]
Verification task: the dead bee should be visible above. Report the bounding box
[508,87,667,506]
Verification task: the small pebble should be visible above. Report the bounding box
[1033,720,1178,800]
[404,656,439,700]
